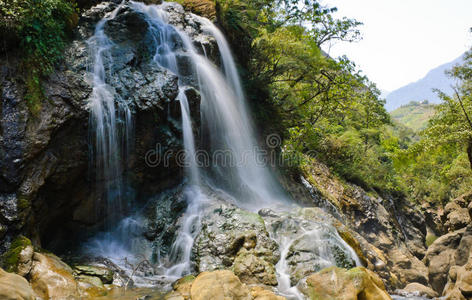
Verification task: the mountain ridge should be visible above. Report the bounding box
[385,54,464,111]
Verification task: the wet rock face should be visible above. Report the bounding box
[193,199,279,286]
[143,185,187,259]
[260,207,358,286]
[157,2,219,62]
[292,160,430,290]
[0,1,215,251]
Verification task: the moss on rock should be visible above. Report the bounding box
[1,235,32,273]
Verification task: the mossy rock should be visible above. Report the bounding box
[173,0,216,19]
[337,229,368,267]
[173,274,196,287]
[1,235,32,273]
[17,196,31,211]
[169,274,196,299]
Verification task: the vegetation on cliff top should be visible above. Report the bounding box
[0,0,77,113]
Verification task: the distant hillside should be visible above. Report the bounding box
[390,101,437,131]
[385,54,464,111]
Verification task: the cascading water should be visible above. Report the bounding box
[262,210,362,299]
[84,1,362,298]
[199,17,290,209]
[162,91,206,280]
[87,3,134,235]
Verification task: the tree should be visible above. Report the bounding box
[424,49,472,169]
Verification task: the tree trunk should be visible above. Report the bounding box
[468,138,472,170]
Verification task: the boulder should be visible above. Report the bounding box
[0,268,36,300]
[444,193,472,232]
[73,265,114,284]
[421,202,445,237]
[299,266,391,300]
[395,282,439,298]
[455,192,472,207]
[456,226,472,266]
[233,249,278,286]
[250,286,285,300]
[445,208,471,232]
[166,270,285,300]
[468,201,472,220]
[440,225,472,299]
[424,228,466,294]
[170,274,195,299]
[29,252,80,299]
[190,270,251,300]
[443,260,472,299]
[389,248,429,286]
[193,201,279,286]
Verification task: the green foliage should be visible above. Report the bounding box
[252,24,394,192]
[392,49,472,204]
[215,0,398,193]
[394,142,472,204]
[0,0,77,113]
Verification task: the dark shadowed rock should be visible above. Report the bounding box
[0,0,214,252]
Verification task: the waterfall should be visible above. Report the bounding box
[162,91,207,280]
[87,3,133,233]
[84,1,361,297]
[198,17,289,210]
[127,1,290,280]
[131,1,288,212]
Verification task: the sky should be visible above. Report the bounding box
[320,0,472,92]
